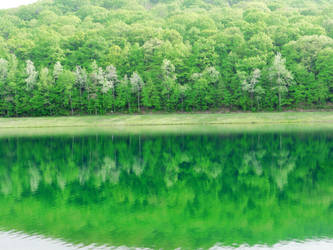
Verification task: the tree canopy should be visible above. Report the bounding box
[0,0,332,116]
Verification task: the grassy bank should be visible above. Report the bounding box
[0,112,332,129]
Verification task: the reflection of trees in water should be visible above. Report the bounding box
[0,133,331,196]
[79,165,90,185]
[132,157,144,177]
[194,157,224,179]
[100,157,119,184]
[242,149,266,176]
[270,149,296,190]
[241,135,299,190]
[0,133,332,248]
[29,166,41,193]
[269,135,296,190]
[57,174,66,190]
[0,173,11,196]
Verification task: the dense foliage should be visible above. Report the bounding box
[0,0,332,116]
[0,132,333,248]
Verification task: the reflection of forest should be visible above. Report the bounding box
[0,133,332,249]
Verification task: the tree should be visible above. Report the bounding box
[104,65,118,112]
[25,60,38,90]
[56,70,75,115]
[75,66,88,112]
[0,58,8,81]
[53,61,63,81]
[90,61,105,114]
[3,54,18,116]
[36,67,52,115]
[241,68,264,110]
[315,48,333,103]
[116,75,130,112]
[179,84,188,112]
[188,67,220,110]
[39,68,50,87]
[269,53,294,110]
[130,72,144,112]
[161,59,177,111]
[0,58,9,116]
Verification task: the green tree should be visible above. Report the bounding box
[161,59,177,111]
[241,69,264,110]
[130,72,144,112]
[269,53,294,110]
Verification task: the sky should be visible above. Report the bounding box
[0,0,38,9]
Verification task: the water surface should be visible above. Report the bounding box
[0,126,332,249]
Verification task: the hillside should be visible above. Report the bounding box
[0,0,332,116]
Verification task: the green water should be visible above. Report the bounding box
[0,129,332,249]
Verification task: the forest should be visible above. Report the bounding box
[0,0,332,116]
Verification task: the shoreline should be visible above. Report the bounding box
[0,112,332,129]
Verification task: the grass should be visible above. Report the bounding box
[0,112,332,137]
[0,112,332,128]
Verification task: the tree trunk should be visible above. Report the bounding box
[80,88,82,113]
[113,90,115,113]
[167,91,170,111]
[251,92,253,110]
[87,88,90,114]
[102,92,105,113]
[257,98,259,111]
[15,89,18,117]
[128,96,131,112]
[70,95,73,115]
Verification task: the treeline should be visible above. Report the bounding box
[0,54,295,115]
[0,0,332,116]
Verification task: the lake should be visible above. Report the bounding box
[0,126,332,249]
